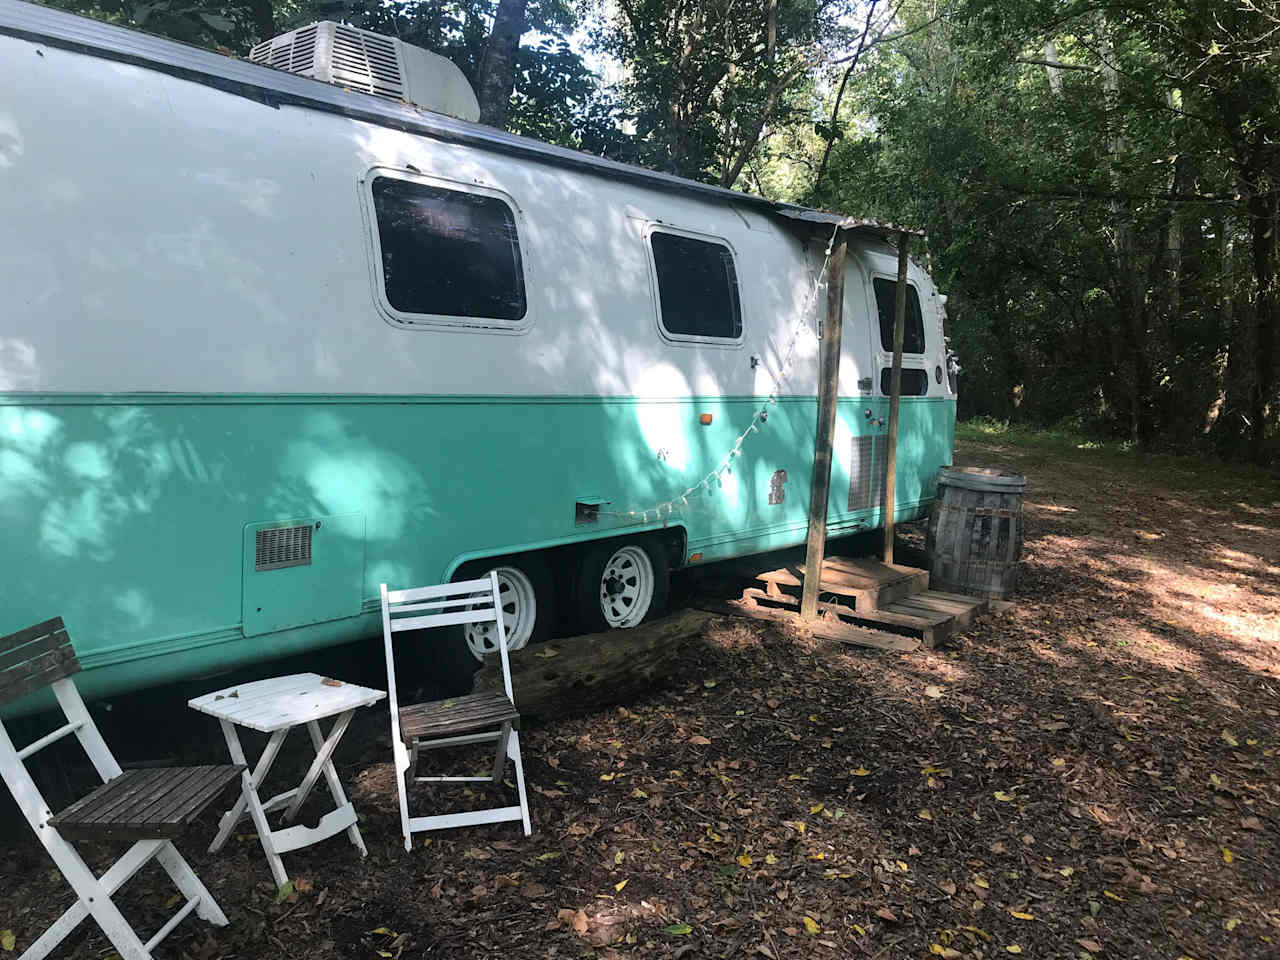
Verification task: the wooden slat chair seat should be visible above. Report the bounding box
[398,692,520,744]
[51,765,244,841]
[0,617,237,960]
[381,574,532,848]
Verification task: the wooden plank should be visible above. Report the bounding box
[140,766,240,831]
[386,576,493,604]
[0,617,81,706]
[189,674,384,732]
[800,231,848,620]
[0,630,72,673]
[883,234,910,563]
[709,595,920,653]
[104,766,210,831]
[400,692,519,741]
[0,616,67,659]
[0,657,83,706]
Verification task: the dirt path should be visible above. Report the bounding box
[3,436,1278,959]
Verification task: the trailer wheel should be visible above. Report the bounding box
[576,537,669,632]
[454,555,555,661]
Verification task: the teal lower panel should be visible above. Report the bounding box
[0,394,954,709]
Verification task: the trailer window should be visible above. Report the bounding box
[650,232,743,341]
[371,176,526,322]
[872,278,926,354]
[880,367,929,396]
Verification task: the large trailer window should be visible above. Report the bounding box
[650,231,743,341]
[872,278,926,354]
[371,176,526,323]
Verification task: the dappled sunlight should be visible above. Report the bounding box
[271,411,436,541]
[0,337,39,390]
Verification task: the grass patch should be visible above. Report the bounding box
[956,416,1120,453]
[957,416,1280,506]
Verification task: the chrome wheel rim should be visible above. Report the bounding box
[598,545,654,628]
[465,566,536,660]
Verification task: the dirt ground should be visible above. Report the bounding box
[3,434,1279,960]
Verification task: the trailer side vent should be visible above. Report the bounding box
[847,434,889,512]
[248,22,480,121]
[255,524,313,571]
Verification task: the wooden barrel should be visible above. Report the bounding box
[926,466,1027,599]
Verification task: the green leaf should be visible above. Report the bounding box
[1,929,15,952]
[274,880,295,904]
[664,922,693,935]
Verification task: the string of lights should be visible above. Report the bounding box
[603,223,843,523]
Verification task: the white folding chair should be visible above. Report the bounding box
[0,617,240,960]
[380,572,531,849]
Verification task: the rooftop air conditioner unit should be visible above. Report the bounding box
[249,22,480,122]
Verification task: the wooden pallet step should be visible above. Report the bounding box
[754,557,929,611]
[701,594,920,653]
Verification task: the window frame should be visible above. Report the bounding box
[360,166,534,335]
[643,223,746,348]
[870,275,928,356]
[867,271,931,397]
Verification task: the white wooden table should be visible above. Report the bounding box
[189,673,385,888]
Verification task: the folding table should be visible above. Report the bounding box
[189,673,385,888]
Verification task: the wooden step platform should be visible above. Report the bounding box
[756,557,928,611]
[721,555,990,652]
[704,591,922,653]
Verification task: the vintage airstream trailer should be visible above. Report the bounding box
[0,0,956,708]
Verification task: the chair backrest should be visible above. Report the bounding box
[379,572,514,745]
[1,616,80,707]
[0,617,123,836]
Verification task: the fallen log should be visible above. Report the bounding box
[475,609,716,720]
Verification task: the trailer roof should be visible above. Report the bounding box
[0,0,923,242]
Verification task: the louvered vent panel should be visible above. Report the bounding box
[330,25,404,99]
[255,524,313,571]
[847,435,889,512]
[290,24,319,73]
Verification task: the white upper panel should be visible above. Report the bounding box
[0,30,947,399]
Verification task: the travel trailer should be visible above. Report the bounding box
[0,0,956,708]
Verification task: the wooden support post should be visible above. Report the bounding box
[800,230,847,620]
[883,232,910,563]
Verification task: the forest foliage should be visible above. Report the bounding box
[39,0,1280,464]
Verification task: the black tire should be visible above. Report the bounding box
[424,553,557,696]
[453,552,557,652]
[575,536,670,633]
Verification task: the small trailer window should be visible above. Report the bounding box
[371,176,526,323]
[650,232,743,341]
[880,367,930,396]
[872,278,926,354]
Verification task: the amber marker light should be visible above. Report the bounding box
[699,413,713,425]
[688,553,703,562]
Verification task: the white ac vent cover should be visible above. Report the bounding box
[249,22,480,122]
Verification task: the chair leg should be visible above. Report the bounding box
[393,741,413,852]
[508,730,532,837]
[153,842,229,926]
[491,723,511,782]
[22,854,152,960]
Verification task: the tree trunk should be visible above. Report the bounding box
[476,0,528,129]
[1248,188,1278,462]
[474,610,716,720]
